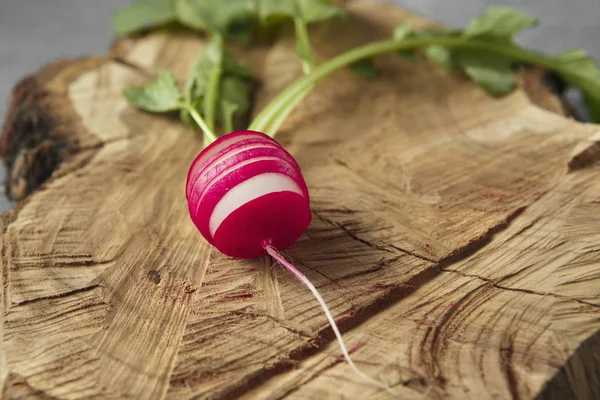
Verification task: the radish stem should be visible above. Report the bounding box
[293,17,314,75]
[264,85,313,137]
[204,33,224,133]
[263,16,315,137]
[183,104,218,144]
[265,246,396,395]
[250,36,582,133]
[222,107,234,135]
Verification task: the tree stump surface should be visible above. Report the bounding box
[1,1,599,399]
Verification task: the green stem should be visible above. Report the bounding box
[249,36,580,133]
[265,85,312,137]
[222,108,234,135]
[263,17,314,136]
[184,104,218,144]
[204,33,224,133]
[293,17,314,75]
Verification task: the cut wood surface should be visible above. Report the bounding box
[1,1,599,399]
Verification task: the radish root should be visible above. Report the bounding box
[265,246,397,396]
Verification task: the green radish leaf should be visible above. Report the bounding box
[123,70,182,112]
[257,0,343,71]
[186,39,223,101]
[114,0,342,38]
[297,0,344,23]
[228,18,256,44]
[457,51,516,96]
[415,30,462,69]
[223,52,253,78]
[553,48,600,121]
[393,21,413,41]
[582,92,600,122]
[183,37,253,130]
[349,58,377,79]
[174,0,210,31]
[424,45,456,70]
[112,0,176,35]
[257,0,343,24]
[464,6,537,40]
[115,0,256,36]
[186,40,252,102]
[176,0,254,33]
[392,21,417,62]
[220,77,251,116]
[256,0,296,21]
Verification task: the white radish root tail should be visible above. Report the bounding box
[264,245,398,397]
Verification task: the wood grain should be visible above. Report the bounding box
[1,1,599,399]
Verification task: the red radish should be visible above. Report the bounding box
[186,130,395,395]
[186,130,312,258]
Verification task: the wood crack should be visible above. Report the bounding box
[13,284,100,307]
[568,132,600,171]
[112,57,155,79]
[229,310,314,340]
[440,267,600,309]
[438,206,529,268]
[313,209,437,263]
[500,334,520,400]
[313,210,393,253]
[388,244,437,263]
[2,373,57,399]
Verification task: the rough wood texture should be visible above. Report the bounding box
[1,1,599,399]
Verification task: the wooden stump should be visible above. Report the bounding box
[1,1,599,399]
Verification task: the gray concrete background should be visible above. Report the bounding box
[0,0,599,212]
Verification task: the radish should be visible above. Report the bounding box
[185,130,312,259]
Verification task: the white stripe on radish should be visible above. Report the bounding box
[193,155,299,219]
[209,172,304,237]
